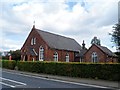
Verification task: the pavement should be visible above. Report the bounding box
[1,68,120,89]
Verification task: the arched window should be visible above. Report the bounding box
[31,38,34,45]
[31,38,36,45]
[34,38,36,45]
[65,53,69,62]
[91,52,98,63]
[53,52,58,62]
[39,46,44,61]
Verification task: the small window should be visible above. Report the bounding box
[91,52,98,63]
[31,38,36,45]
[54,52,58,62]
[34,38,36,45]
[31,38,34,45]
[65,53,69,62]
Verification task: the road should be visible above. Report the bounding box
[0,69,114,89]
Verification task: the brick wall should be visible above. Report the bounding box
[46,49,74,62]
[84,45,106,62]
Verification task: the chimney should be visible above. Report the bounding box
[82,40,85,49]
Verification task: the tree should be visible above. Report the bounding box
[9,50,21,61]
[110,23,120,62]
[2,52,9,60]
[111,23,120,52]
[2,50,21,61]
[91,36,101,45]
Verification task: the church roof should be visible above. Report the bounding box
[79,49,87,57]
[96,44,117,57]
[36,29,81,52]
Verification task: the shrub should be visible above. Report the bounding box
[2,60,120,81]
[17,61,120,81]
[2,60,16,70]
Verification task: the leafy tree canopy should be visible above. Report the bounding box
[2,50,21,61]
[110,23,120,52]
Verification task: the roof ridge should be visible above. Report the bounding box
[95,44,108,51]
[95,44,115,56]
[36,29,75,40]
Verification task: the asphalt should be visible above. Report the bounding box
[1,68,120,89]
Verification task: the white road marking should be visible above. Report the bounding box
[0,76,26,88]
[0,81,15,88]
[15,84,26,87]
[3,70,110,89]
[0,77,26,85]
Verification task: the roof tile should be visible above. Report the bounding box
[36,29,81,52]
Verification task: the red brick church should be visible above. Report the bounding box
[21,26,118,63]
[21,25,81,62]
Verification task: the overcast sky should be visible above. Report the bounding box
[0,0,119,52]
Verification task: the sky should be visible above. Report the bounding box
[0,0,119,52]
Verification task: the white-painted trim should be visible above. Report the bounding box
[54,52,58,62]
[65,53,69,62]
[33,38,36,45]
[33,49,37,56]
[31,38,34,45]
[39,46,44,61]
[23,56,25,61]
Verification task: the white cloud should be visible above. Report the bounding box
[1,0,118,52]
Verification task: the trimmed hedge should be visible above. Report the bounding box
[1,60,120,81]
[2,60,16,70]
[17,61,120,81]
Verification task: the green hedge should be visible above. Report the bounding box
[2,60,16,70]
[17,61,120,81]
[1,60,120,81]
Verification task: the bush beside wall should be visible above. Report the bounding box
[1,60,120,81]
[17,61,120,81]
[2,60,16,70]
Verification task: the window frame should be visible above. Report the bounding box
[91,52,98,63]
[65,53,69,62]
[34,38,36,45]
[53,52,58,62]
[31,38,34,45]
[39,46,44,61]
[31,38,36,45]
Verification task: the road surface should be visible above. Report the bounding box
[0,69,114,89]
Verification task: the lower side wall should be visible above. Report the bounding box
[21,49,75,62]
